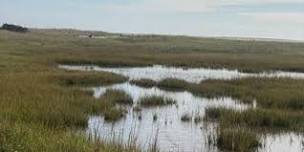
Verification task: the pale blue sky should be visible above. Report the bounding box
[0,0,303,40]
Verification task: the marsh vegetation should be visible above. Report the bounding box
[1,29,304,152]
[138,95,176,107]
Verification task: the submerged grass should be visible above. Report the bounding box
[181,114,192,122]
[139,95,176,107]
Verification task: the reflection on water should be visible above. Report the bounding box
[87,83,248,152]
[59,65,304,83]
[86,83,304,152]
[59,65,304,152]
[259,133,304,152]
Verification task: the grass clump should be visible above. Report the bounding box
[204,107,304,131]
[217,128,260,152]
[103,89,133,105]
[139,96,176,107]
[157,78,189,91]
[181,114,191,122]
[56,71,127,87]
[204,108,231,121]
[0,122,139,152]
[130,79,157,88]
[97,89,132,122]
[104,108,125,122]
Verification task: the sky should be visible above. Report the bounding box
[0,0,303,40]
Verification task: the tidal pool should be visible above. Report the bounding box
[59,64,304,83]
[85,83,303,152]
[87,82,249,152]
[60,64,304,151]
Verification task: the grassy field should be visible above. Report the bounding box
[0,28,304,151]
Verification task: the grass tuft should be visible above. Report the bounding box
[104,108,125,122]
[204,107,304,131]
[181,114,191,122]
[103,89,133,105]
[138,96,176,107]
[56,71,127,87]
[130,79,157,88]
[216,128,261,152]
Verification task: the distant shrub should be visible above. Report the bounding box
[1,23,28,33]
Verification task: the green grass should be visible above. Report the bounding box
[130,78,188,91]
[0,29,304,151]
[0,69,133,150]
[204,107,304,131]
[95,89,133,122]
[130,79,157,88]
[136,77,304,111]
[216,128,261,152]
[103,108,125,122]
[138,96,176,107]
[103,89,133,105]
[0,122,139,152]
[56,71,127,87]
[157,78,189,91]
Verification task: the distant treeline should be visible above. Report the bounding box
[0,23,28,32]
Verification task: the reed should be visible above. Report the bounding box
[138,96,176,107]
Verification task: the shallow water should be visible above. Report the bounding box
[87,83,248,152]
[85,83,303,152]
[259,133,304,152]
[59,65,304,83]
[60,64,304,151]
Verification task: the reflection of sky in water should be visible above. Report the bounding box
[59,65,304,152]
[86,83,303,152]
[60,65,304,83]
[88,83,247,152]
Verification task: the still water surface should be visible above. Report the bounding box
[87,83,303,152]
[59,65,304,83]
[59,65,304,152]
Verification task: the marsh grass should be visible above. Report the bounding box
[132,77,304,111]
[204,107,304,131]
[97,89,133,122]
[216,128,261,152]
[56,71,127,87]
[130,79,157,88]
[131,78,189,91]
[138,96,176,107]
[1,29,304,151]
[204,108,230,121]
[0,72,136,151]
[103,89,133,105]
[153,114,158,122]
[157,78,189,91]
[104,108,125,122]
[181,114,191,122]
